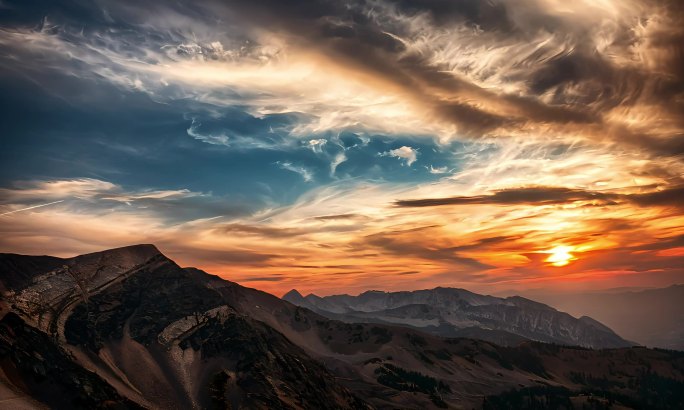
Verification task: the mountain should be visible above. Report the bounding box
[520,285,684,350]
[0,245,366,409]
[1,245,683,409]
[282,287,632,349]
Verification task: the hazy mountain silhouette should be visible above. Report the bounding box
[520,285,684,350]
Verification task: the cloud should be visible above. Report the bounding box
[313,213,365,221]
[427,165,449,174]
[276,161,314,182]
[361,229,495,270]
[394,185,684,209]
[0,179,117,202]
[241,275,286,282]
[330,152,347,176]
[1,0,681,157]
[380,146,418,166]
[307,138,327,153]
[1,175,683,296]
[215,223,308,238]
[0,178,201,205]
[627,185,684,207]
[187,119,230,146]
[0,200,64,217]
[0,178,245,223]
[395,186,618,207]
[1,0,683,296]
[101,190,198,204]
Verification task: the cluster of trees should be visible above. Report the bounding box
[484,368,684,410]
[483,386,576,410]
[374,363,451,408]
[629,368,684,408]
[568,372,625,389]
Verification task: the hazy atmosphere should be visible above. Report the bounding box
[2,0,683,297]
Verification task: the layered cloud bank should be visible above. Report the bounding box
[1,0,682,295]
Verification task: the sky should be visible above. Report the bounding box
[1,0,683,297]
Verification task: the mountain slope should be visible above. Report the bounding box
[1,245,368,410]
[0,312,144,410]
[0,253,65,292]
[282,287,632,348]
[523,285,684,350]
[2,245,683,409]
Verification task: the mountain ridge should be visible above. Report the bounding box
[2,245,683,409]
[283,287,632,349]
[1,246,370,409]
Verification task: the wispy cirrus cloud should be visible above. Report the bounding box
[0,200,64,217]
[0,178,196,203]
[0,0,682,296]
[276,161,314,182]
[3,0,680,154]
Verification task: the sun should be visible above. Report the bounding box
[545,245,576,267]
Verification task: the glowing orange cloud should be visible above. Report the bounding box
[1,178,683,296]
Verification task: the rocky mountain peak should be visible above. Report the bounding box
[1,243,168,338]
[283,289,304,300]
[73,243,163,265]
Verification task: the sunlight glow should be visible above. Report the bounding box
[545,245,576,267]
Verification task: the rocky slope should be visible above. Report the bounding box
[1,245,683,409]
[0,245,367,410]
[282,288,632,349]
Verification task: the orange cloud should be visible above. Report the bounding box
[1,177,683,296]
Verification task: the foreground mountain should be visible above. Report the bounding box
[0,245,365,409]
[282,288,631,349]
[1,245,683,409]
[518,285,684,350]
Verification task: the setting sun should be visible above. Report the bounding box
[545,245,576,267]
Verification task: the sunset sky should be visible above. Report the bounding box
[1,0,683,296]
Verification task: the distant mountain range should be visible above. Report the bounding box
[519,285,684,350]
[1,245,683,409]
[283,287,632,349]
